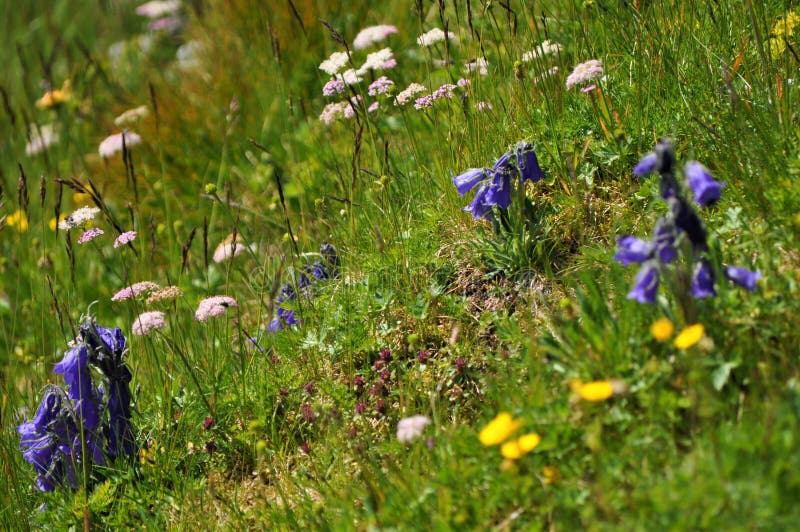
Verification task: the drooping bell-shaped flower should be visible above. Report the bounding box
[485,171,512,210]
[453,168,487,196]
[627,261,660,304]
[685,161,723,207]
[613,236,653,266]
[515,142,545,183]
[652,217,678,264]
[724,266,761,291]
[633,153,657,176]
[463,181,493,220]
[53,346,101,431]
[690,258,716,299]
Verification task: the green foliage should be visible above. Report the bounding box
[2,0,800,528]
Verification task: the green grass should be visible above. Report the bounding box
[2,0,800,528]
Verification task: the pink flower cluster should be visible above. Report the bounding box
[194,296,238,322]
[77,228,104,244]
[566,59,603,90]
[111,281,160,302]
[132,311,166,336]
[114,231,137,248]
[413,83,457,110]
[322,78,345,97]
[368,76,395,96]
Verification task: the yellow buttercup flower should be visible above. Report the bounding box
[479,412,523,446]
[650,317,674,341]
[6,210,29,232]
[35,81,72,109]
[673,324,705,349]
[577,380,614,402]
[500,432,541,460]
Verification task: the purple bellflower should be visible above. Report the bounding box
[633,153,657,176]
[685,161,724,207]
[724,266,761,291]
[690,259,717,299]
[627,261,660,304]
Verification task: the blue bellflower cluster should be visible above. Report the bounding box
[16,319,136,491]
[267,242,339,332]
[453,141,545,219]
[615,140,761,304]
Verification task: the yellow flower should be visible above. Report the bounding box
[577,380,614,402]
[673,324,705,349]
[479,412,523,446]
[35,81,72,109]
[650,317,674,341]
[542,465,558,485]
[772,11,799,36]
[500,432,541,460]
[6,210,29,232]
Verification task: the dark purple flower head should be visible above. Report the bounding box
[515,142,545,183]
[669,196,708,254]
[614,236,653,266]
[724,266,761,291]
[633,153,657,176]
[485,172,511,209]
[690,258,716,299]
[492,152,514,176]
[453,168,487,196]
[17,386,80,492]
[463,181,493,219]
[53,346,101,431]
[685,161,723,207]
[627,262,660,304]
[652,217,678,264]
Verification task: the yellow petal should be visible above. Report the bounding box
[578,381,614,402]
[517,432,541,452]
[673,324,705,349]
[479,412,522,446]
[650,317,674,342]
[500,440,522,459]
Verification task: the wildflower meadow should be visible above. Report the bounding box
[2,0,800,528]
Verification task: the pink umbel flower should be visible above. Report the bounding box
[432,83,457,100]
[456,78,471,88]
[99,131,142,158]
[114,231,137,248]
[367,102,379,113]
[194,296,238,322]
[135,0,180,18]
[414,95,434,109]
[353,25,398,50]
[394,83,427,106]
[475,101,494,111]
[396,415,431,442]
[111,281,160,302]
[368,76,395,96]
[566,59,604,90]
[417,28,457,47]
[322,78,345,97]
[77,228,104,244]
[132,311,166,336]
[319,101,348,124]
